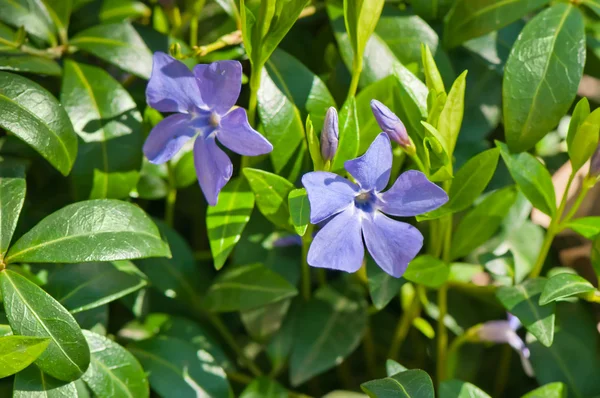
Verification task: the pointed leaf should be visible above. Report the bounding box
[440,380,491,398]
[243,168,294,231]
[565,217,600,239]
[361,369,434,398]
[13,364,78,397]
[539,273,595,305]
[0,0,56,43]
[522,382,566,398]
[0,336,50,378]
[367,258,404,310]
[0,172,25,259]
[288,188,309,236]
[240,377,288,398]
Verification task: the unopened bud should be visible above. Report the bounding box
[590,143,600,177]
[370,99,412,149]
[321,107,339,162]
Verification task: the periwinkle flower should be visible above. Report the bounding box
[370,99,413,152]
[321,107,339,162]
[478,314,533,377]
[302,133,448,277]
[144,52,273,205]
[590,143,600,177]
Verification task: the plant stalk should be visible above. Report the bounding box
[301,224,314,301]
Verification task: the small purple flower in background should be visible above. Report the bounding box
[370,99,413,153]
[321,107,339,162]
[478,313,534,377]
[590,143,600,176]
[144,52,273,205]
[302,133,448,277]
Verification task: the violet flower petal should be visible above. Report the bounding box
[370,99,410,147]
[344,133,392,192]
[379,170,448,216]
[193,61,242,115]
[507,313,521,331]
[143,113,198,164]
[362,212,423,278]
[193,135,233,206]
[302,171,359,224]
[218,108,273,156]
[146,52,204,113]
[321,107,339,161]
[307,207,364,273]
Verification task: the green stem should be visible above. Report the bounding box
[248,62,263,127]
[189,16,198,47]
[363,325,378,379]
[493,345,512,397]
[346,57,363,100]
[165,163,177,227]
[436,283,449,384]
[446,328,473,379]
[561,179,593,225]
[301,225,314,301]
[388,293,421,360]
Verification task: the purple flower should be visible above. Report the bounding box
[370,99,412,150]
[144,52,273,205]
[590,143,600,176]
[301,133,448,277]
[478,314,533,377]
[321,107,339,162]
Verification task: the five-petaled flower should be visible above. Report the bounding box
[477,313,534,377]
[144,52,273,205]
[302,133,448,277]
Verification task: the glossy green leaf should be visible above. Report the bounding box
[437,71,467,155]
[89,170,139,200]
[99,0,150,23]
[412,0,454,20]
[331,97,360,170]
[290,285,367,386]
[497,278,555,347]
[42,0,72,43]
[204,263,298,312]
[503,3,585,152]
[367,257,404,310]
[565,217,600,239]
[521,382,566,398]
[46,262,147,313]
[539,273,595,305]
[444,0,549,48]
[0,71,78,176]
[344,0,385,65]
[451,187,517,260]
[403,255,449,288]
[0,53,62,76]
[129,336,231,398]
[568,108,600,171]
[6,200,169,264]
[439,380,491,398]
[361,369,434,398]
[207,177,255,270]
[0,0,56,43]
[288,189,309,236]
[243,168,294,231]
[71,22,153,79]
[82,330,149,398]
[0,173,25,259]
[498,141,556,216]
[240,377,288,398]
[0,270,90,381]
[0,335,50,378]
[13,364,78,397]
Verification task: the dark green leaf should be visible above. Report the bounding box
[503,3,585,152]
[0,335,50,378]
[288,188,309,236]
[521,382,567,398]
[404,255,449,288]
[13,364,78,397]
[567,217,600,239]
[0,71,78,176]
[539,273,595,305]
[204,263,298,312]
[361,369,434,398]
[583,0,600,17]
[46,262,147,313]
[89,170,139,200]
[71,22,153,79]
[439,380,491,398]
[240,377,288,398]
[0,173,25,259]
[82,330,149,398]
[243,168,294,231]
[207,177,255,270]
[367,257,404,310]
[6,200,169,264]
[0,53,62,76]
[444,0,550,48]
[0,270,90,381]
[241,299,291,342]
[497,278,555,347]
[42,0,72,43]
[451,187,517,260]
[0,0,56,43]
[129,336,231,398]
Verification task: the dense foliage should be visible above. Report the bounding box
[1,0,600,397]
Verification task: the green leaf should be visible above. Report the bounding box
[0,71,78,176]
[99,0,150,23]
[129,336,231,398]
[0,53,62,76]
[46,262,147,313]
[241,299,291,342]
[207,177,255,270]
[568,108,600,171]
[82,330,149,398]
[439,380,491,398]
[411,0,454,20]
[503,3,585,152]
[288,189,309,236]
[0,0,56,44]
[0,269,90,381]
[386,359,407,376]
[521,382,566,398]
[361,369,434,398]
[0,335,50,378]
[403,255,449,288]
[13,364,78,397]
[437,71,467,156]
[444,0,550,48]
[497,278,555,347]
[89,170,139,200]
[6,200,169,264]
[42,0,72,43]
[71,22,153,79]
[565,217,600,239]
[240,377,288,398]
[451,187,517,260]
[344,0,385,65]
[243,168,294,231]
[566,97,590,150]
[497,142,556,216]
[290,285,367,386]
[539,273,595,305]
[367,257,404,310]
[583,0,600,17]
[0,173,25,259]
[204,263,298,312]
[331,97,360,171]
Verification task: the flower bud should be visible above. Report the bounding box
[370,99,412,148]
[590,143,600,177]
[321,107,339,162]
